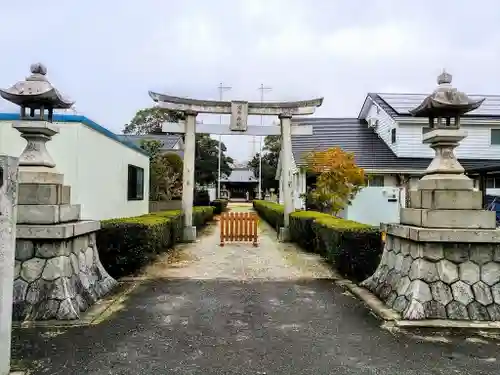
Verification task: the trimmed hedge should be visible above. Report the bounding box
[210,199,229,214]
[253,200,382,282]
[97,206,214,278]
[251,201,284,231]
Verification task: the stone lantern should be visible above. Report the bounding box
[409,71,484,188]
[362,71,500,322]
[0,64,116,321]
[0,63,74,173]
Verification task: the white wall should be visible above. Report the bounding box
[365,103,399,155]
[0,119,149,221]
[345,187,401,226]
[364,100,500,161]
[207,187,216,201]
[396,123,500,159]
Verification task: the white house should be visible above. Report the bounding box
[0,113,150,221]
[277,92,500,226]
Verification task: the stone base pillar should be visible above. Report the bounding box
[363,125,500,321]
[362,224,500,320]
[12,168,116,320]
[363,175,500,321]
[14,228,116,320]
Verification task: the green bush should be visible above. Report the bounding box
[97,206,214,278]
[252,200,284,230]
[253,200,382,282]
[312,216,381,282]
[210,199,228,214]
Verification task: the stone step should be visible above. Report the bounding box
[18,183,71,205]
[400,208,496,229]
[16,220,100,239]
[17,204,81,225]
[410,190,482,210]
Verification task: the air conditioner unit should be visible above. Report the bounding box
[367,118,379,128]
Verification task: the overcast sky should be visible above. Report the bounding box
[1,0,499,162]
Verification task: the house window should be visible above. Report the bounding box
[491,129,500,145]
[486,176,500,189]
[367,175,385,187]
[127,164,144,200]
[391,128,397,144]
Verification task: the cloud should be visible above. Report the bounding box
[0,0,499,160]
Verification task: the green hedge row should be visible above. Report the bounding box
[210,199,229,214]
[253,200,382,282]
[97,206,214,278]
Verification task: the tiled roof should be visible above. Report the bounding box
[116,134,181,150]
[368,93,500,120]
[291,117,500,172]
[221,168,257,183]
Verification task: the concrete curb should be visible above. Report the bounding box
[12,281,141,329]
[335,277,401,321]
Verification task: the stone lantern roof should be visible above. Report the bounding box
[409,70,485,118]
[0,63,74,109]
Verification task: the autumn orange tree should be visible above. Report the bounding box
[304,147,366,214]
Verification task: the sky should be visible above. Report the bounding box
[1,0,499,162]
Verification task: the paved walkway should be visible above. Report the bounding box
[11,205,500,374]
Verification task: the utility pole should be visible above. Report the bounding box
[217,83,232,198]
[257,84,272,200]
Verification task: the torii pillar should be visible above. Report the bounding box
[149,92,323,242]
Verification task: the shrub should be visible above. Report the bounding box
[289,210,332,252]
[312,216,381,282]
[97,215,172,278]
[252,200,284,230]
[210,199,228,214]
[97,206,214,278]
[253,200,382,282]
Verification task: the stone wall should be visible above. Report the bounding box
[13,232,116,320]
[362,234,500,320]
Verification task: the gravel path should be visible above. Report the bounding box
[141,205,334,281]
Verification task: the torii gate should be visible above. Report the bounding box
[149,91,323,242]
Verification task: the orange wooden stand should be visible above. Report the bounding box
[220,212,258,247]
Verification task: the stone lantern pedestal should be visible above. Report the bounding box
[0,64,117,321]
[12,121,117,320]
[362,72,500,321]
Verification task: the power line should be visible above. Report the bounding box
[217,83,232,199]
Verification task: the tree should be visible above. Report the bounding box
[139,140,182,200]
[195,134,233,186]
[248,135,281,192]
[125,107,233,187]
[305,147,366,214]
[123,107,184,135]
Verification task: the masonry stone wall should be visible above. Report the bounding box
[362,234,500,320]
[13,232,116,320]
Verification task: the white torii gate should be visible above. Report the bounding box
[149,91,323,242]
